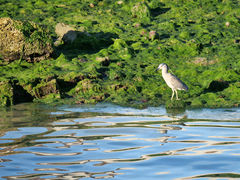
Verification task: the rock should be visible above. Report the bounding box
[131,2,151,23]
[207,80,229,92]
[54,23,116,51]
[55,23,77,44]
[74,79,94,93]
[0,17,53,62]
[0,80,33,106]
[33,79,61,99]
[96,56,110,66]
[191,57,218,66]
[12,82,34,104]
[149,30,157,41]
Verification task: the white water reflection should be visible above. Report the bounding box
[186,108,240,120]
[56,103,240,120]
[56,103,168,116]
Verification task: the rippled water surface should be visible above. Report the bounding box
[1,103,240,179]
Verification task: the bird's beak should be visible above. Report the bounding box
[155,68,159,72]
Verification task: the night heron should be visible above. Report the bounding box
[156,63,188,100]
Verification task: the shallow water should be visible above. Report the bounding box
[1,103,240,179]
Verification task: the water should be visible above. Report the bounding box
[1,103,240,179]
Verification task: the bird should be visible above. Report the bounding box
[156,63,188,100]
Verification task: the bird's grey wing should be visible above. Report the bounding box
[168,73,188,90]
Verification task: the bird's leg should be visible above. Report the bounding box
[171,89,175,101]
[175,90,180,100]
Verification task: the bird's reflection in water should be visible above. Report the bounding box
[166,107,186,116]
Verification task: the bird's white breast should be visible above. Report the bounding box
[162,72,175,89]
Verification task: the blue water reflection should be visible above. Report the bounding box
[0,103,240,179]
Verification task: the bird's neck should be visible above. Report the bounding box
[162,67,168,75]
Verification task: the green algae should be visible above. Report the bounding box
[13,20,52,44]
[0,0,240,108]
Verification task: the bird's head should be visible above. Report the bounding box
[156,63,168,71]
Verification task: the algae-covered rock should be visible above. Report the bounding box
[131,1,151,23]
[33,78,61,99]
[165,100,186,109]
[68,79,105,104]
[0,17,53,62]
[96,56,110,66]
[73,79,101,93]
[0,81,14,106]
[12,82,34,104]
[112,39,132,60]
[0,80,33,106]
